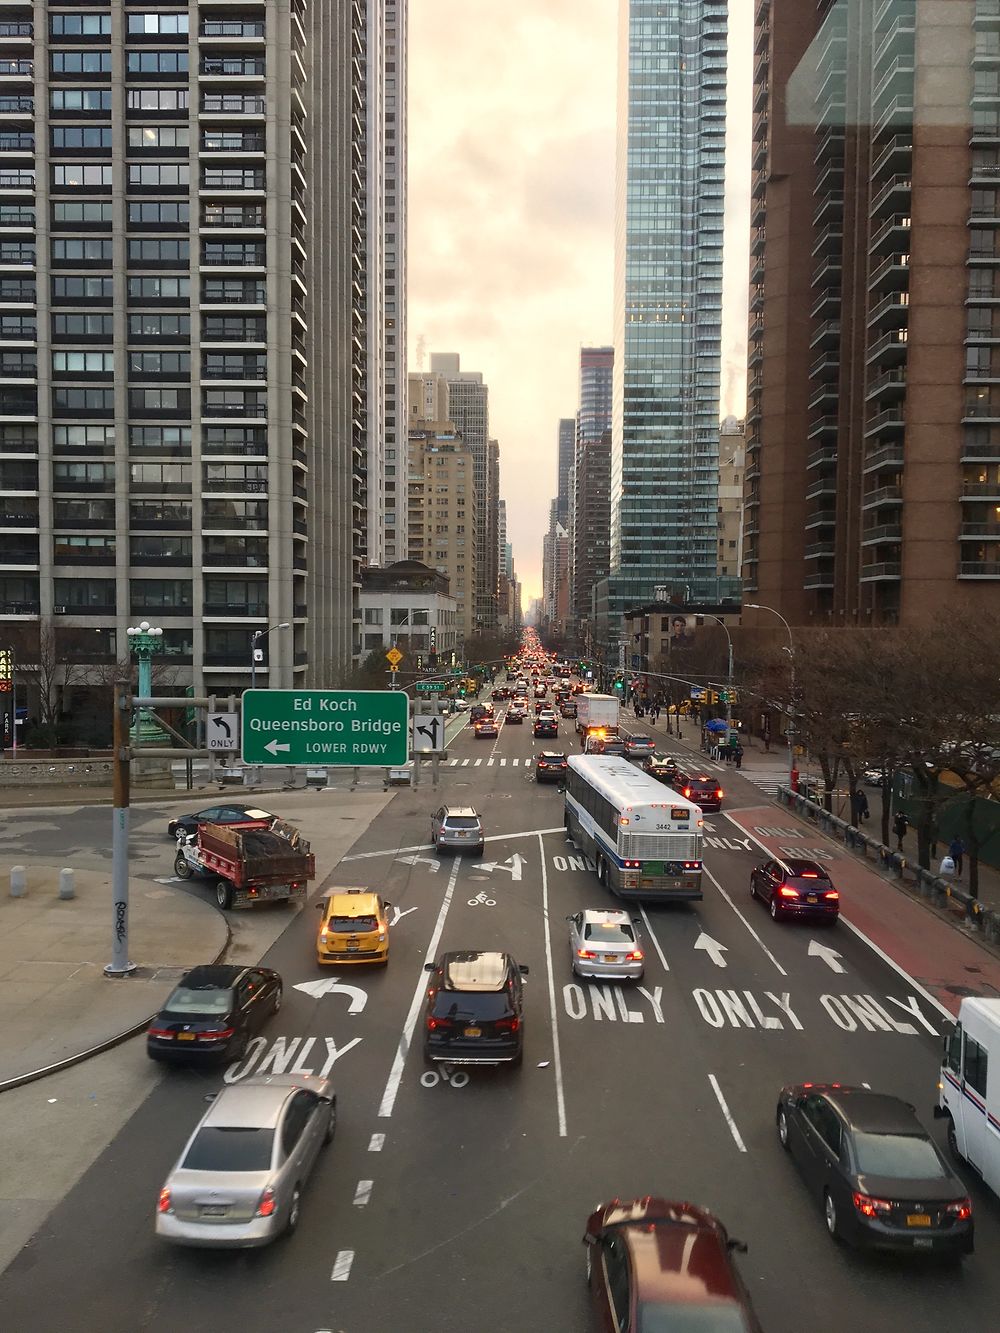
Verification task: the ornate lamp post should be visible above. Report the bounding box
[125,621,167,745]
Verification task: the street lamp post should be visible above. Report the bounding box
[250,622,290,690]
[125,621,165,745]
[704,614,735,745]
[389,609,413,690]
[745,603,796,788]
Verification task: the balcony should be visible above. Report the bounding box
[812,222,843,259]
[872,55,915,110]
[804,570,835,591]
[807,415,838,441]
[813,192,844,230]
[815,124,845,165]
[808,380,839,412]
[813,254,843,287]
[860,561,901,581]
[805,475,836,501]
[962,480,1000,498]
[872,133,912,179]
[871,175,912,219]
[870,212,911,254]
[861,485,903,509]
[861,521,902,545]
[959,561,1000,577]
[810,319,841,350]
[866,328,908,365]
[963,397,1000,422]
[868,251,910,293]
[863,441,904,473]
[805,507,837,529]
[811,287,840,320]
[959,522,1000,539]
[807,443,837,471]
[805,541,835,560]
[961,438,1000,461]
[810,350,840,381]
[873,94,914,139]
[864,408,905,439]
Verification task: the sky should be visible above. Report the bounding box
[407,0,753,604]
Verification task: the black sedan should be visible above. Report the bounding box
[147,964,282,1064]
[535,751,568,782]
[533,718,558,739]
[776,1084,973,1256]
[166,804,277,839]
[751,857,839,922]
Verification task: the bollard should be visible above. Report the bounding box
[10,865,26,898]
[59,867,76,900]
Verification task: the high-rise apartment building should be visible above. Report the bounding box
[747,0,1000,626]
[354,0,407,567]
[598,0,729,660]
[556,418,574,523]
[407,426,477,647]
[0,0,357,707]
[571,347,614,639]
[429,353,498,631]
[408,370,450,426]
[718,415,745,583]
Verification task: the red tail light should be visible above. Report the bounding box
[778,885,800,899]
[852,1191,892,1219]
[946,1198,972,1221]
[715,789,723,800]
[577,949,597,960]
[426,1016,453,1031]
[148,1027,174,1039]
[623,859,641,869]
[625,951,644,962]
[495,1016,520,1033]
[683,787,692,798]
[683,861,701,869]
[256,1187,277,1217]
[197,1027,235,1041]
[824,890,840,901]
[157,1187,173,1214]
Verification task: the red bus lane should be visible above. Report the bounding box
[725,805,1000,1017]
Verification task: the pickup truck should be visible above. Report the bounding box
[174,817,315,910]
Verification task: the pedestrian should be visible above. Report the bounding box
[892,810,908,852]
[851,789,869,827]
[734,742,743,770]
[762,722,771,754]
[652,705,660,724]
[948,836,965,876]
[939,853,956,882]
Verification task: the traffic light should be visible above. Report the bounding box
[613,676,624,692]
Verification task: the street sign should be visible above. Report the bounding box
[415,680,446,693]
[386,647,403,667]
[241,689,408,766]
[412,711,446,754]
[206,711,238,751]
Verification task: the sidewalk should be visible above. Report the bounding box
[628,708,1000,927]
[0,865,228,1091]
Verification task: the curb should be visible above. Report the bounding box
[0,909,233,1096]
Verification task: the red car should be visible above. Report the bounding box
[583,1197,761,1333]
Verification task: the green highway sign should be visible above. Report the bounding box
[241,689,408,766]
[415,680,446,692]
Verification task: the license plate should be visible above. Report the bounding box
[603,954,619,963]
[200,1205,228,1217]
[177,1032,195,1041]
[463,1026,481,1038]
[347,941,359,951]
[907,1214,932,1227]
[806,895,818,904]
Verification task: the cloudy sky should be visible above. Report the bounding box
[407,0,752,603]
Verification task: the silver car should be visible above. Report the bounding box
[431,804,484,855]
[156,1074,336,1248]
[567,909,645,981]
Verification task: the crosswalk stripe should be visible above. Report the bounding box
[449,758,458,766]
[474,758,482,766]
[487,758,495,766]
[512,758,520,767]
[461,758,470,766]
[500,757,507,766]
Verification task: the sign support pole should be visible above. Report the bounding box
[105,678,136,977]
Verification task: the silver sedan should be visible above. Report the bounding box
[156,1074,336,1248]
[567,909,645,981]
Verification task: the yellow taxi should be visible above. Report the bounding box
[316,888,391,966]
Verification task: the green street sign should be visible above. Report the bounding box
[450,668,464,676]
[415,680,446,693]
[241,689,408,766]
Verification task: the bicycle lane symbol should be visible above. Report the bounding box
[420,1063,470,1089]
[467,890,496,907]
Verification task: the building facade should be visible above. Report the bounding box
[407,426,477,647]
[718,415,745,584]
[747,0,1000,627]
[600,0,729,657]
[556,417,574,523]
[359,561,459,664]
[571,346,614,640]
[0,0,357,706]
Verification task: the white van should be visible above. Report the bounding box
[936,996,1000,1191]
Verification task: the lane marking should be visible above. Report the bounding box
[708,1074,747,1152]
[368,1132,385,1152]
[487,758,495,766]
[461,758,470,766]
[500,757,507,766]
[342,827,565,861]
[330,1249,355,1281]
[703,863,787,977]
[539,831,568,1138]
[378,855,462,1118]
[449,758,458,766]
[474,757,482,766]
[353,1179,373,1207]
[638,905,670,972]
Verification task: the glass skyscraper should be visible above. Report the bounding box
[601,0,728,655]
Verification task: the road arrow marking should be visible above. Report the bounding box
[264,739,291,756]
[808,939,846,973]
[394,853,440,873]
[389,904,419,926]
[293,977,369,1013]
[694,932,729,968]
[478,852,527,881]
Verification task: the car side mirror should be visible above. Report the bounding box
[316,902,325,910]
[727,1238,748,1255]
[519,964,530,975]
[383,900,392,909]
[582,1231,599,1246]
[423,962,436,972]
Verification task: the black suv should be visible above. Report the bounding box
[422,951,528,1067]
[674,769,724,811]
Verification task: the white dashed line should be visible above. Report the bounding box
[708,1074,747,1152]
[539,832,568,1138]
[330,1250,355,1281]
[353,1179,373,1207]
[368,1132,385,1152]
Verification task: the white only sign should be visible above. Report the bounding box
[207,711,239,751]
[412,711,446,753]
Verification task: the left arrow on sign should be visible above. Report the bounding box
[212,716,231,739]
[293,977,368,1013]
[264,739,291,756]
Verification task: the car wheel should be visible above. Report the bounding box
[324,1100,337,1144]
[173,854,192,879]
[946,1114,963,1163]
[216,879,234,910]
[272,985,282,1015]
[824,1190,841,1241]
[286,1185,301,1235]
[769,894,780,921]
[777,1107,790,1150]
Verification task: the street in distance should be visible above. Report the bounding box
[240,689,409,767]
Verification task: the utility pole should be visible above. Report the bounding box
[105,678,136,977]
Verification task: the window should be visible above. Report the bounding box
[51,238,113,262]
[201,93,266,114]
[201,278,266,304]
[204,578,267,613]
[202,315,266,342]
[53,424,115,452]
[202,425,266,453]
[130,499,192,526]
[54,497,114,525]
[130,535,193,562]
[52,461,114,487]
[129,351,190,376]
[52,127,112,150]
[126,88,189,111]
[127,164,189,187]
[53,388,114,414]
[128,388,192,414]
[130,578,192,611]
[127,51,189,74]
[0,314,36,339]
[51,88,112,112]
[965,1034,989,1099]
[202,241,265,266]
[127,13,189,35]
[130,462,192,489]
[364,608,383,625]
[127,276,190,301]
[53,534,116,562]
[202,353,266,380]
[127,126,189,150]
[128,313,190,338]
[51,52,113,74]
[52,164,113,187]
[201,167,264,191]
[200,56,266,76]
[202,204,265,229]
[128,201,190,227]
[50,14,112,36]
[53,276,113,301]
[52,201,113,225]
[129,425,191,453]
[127,238,190,263]
[54,578,115,610]
[52,350,114,374]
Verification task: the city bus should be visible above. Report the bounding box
[564,755,704,901]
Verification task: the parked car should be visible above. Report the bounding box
[674,770,724,811]
[623,734,657,759]
[642,753,680,785]
[750,857,839,922]
[535,751,568,783]
[567,909,644,981]
[422,951,528,1067]
[167,804,277,840]
[316,888,390,966]
[147,965,282,1064]
[583,1197,761,1332]
[430,805,484,855]
[156,1075,336,1248]
[776,1084,973,1256]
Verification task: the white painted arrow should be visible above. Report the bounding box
[389,904,419,927]
[694,932,728,968]
[293,977,368,1013]
[394,853,440,873]
[478,853,526,881]
[808,939,846,973]
[264,739,291,756]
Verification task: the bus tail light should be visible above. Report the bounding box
[622,859,641,869]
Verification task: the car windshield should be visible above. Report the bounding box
[164,986,232,1016]
[444,816,480,829]
[328,914,378,932]
[583,921,635,944]
[542,754,567,763]
[638,1304,750,1333]
[182,1126,275,1172]
[852,1131,948,1179]
[432,992,512,1021]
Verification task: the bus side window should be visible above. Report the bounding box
[965,1034,988,1099]
[944,1023,962,1075]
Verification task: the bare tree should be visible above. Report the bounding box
[4,619,90,753]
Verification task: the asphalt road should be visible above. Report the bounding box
[3,693,1000,1333]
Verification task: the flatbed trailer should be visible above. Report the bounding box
[174,817,315,910]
